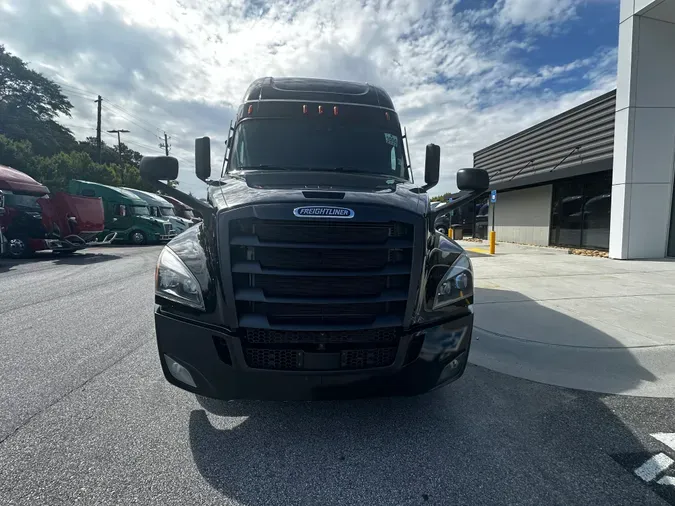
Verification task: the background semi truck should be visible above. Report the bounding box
[68,180,176,245]
[0,165,110,258]
[121,187,193,235]
[161,194,201,224]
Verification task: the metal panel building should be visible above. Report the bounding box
[473,91,616,249]
[470,0,675,259]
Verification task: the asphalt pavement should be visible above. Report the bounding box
[1,246,675,505]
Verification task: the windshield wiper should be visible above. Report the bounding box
[235,165,406,182]
[235,165,299,171]
[306,167,407,181]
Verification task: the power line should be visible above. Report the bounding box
[53,80,95,96]
[63,124,97,132]
[103,100,162,135]
[101,103,160,138]
[63,90,98,101]
[55,82,98,101]
[51,77,166,136]
[124,139,165,154]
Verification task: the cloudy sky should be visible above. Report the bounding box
[1,0,619,196]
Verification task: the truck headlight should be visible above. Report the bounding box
[155,247,205,310]
[433,254,473,310]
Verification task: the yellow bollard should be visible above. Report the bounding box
[489,231,496,255]
[448,227,454,240]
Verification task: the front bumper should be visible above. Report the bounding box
[154,310,473,401]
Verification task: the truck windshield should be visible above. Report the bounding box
[229,119,408,179]
[6,192,43,210]
[160,207,176,217]
[182,210,194,219]
[131,205,150,216]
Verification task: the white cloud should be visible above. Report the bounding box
[1,0,617,196]
[497,0,579,31]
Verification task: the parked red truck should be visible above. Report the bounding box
[160,194,201,224]
[0,164,112,258]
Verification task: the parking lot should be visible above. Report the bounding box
[2,245,675,505]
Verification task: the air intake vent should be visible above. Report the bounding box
[302,191,345,199]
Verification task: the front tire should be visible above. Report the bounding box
[9,238,32,259]
[437,227,448,236]
[129,230,147,245]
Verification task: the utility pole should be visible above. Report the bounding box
[95,96,102,163]
[159,132,171,156]
[107,129,130,166]
[160,131,178,188]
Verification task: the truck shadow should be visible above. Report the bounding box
[187,289,670,505]
[0,251,122,273]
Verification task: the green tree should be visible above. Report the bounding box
[77,137,143,168]
[0,134,33,170]
[0,134,157,193]
[431,191,460,202]
[0,45,77,156]
[27,151,120,191]
[0,49,161,194]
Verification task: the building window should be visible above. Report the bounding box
[549,171,611,250]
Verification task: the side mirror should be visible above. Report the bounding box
[195,137,211,181]
[456,168,489,192]
[423,144,440,191]
[140,156,179,182]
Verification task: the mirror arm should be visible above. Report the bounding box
[429,189,488,232]
[410,182,437,194]
[145,179,214,216]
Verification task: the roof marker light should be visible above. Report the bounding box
[302,104,308,114]
[247,104,253,115]
[318,105,324,115]
[333,106,339,116]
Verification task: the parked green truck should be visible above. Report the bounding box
[120,187,193,235]
[68,180,176,245]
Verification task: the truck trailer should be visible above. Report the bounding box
[140,77,489,400]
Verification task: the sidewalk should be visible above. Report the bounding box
[456,240,675,398]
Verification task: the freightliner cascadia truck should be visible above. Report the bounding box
[140,77,489,400]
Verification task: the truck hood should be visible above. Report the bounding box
[167,216,190,229]
[140,215,170,228]
[211,171,428,216]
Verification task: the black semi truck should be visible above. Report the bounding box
[140,77,489,400]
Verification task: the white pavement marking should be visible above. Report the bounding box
[634,453,674,482]
[652,433,675,452]
[657,476,675,487]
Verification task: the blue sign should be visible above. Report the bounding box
[490,190,497,203]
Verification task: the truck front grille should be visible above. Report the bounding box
[227,215,417,372]
[229,218,414,329]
